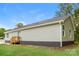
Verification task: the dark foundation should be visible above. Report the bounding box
[5,40,74,47]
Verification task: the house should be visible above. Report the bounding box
[4,16,75,47]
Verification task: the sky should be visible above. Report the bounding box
[0,3,59,29]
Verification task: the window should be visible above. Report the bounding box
[62,25,64,30]
[69,30,72,38]
[62,25,65,36]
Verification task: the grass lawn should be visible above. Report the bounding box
[0,44,79,56]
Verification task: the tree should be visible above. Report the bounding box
[16,23,24,28]
[56,4,75,29]
[55,3,79,42]
[0,28,6,39]
[74,8,79,42]
[74,8,79,25]
[56,3,79,25]
[56,3,73,17]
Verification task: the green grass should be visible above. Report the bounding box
[0,44,79,56]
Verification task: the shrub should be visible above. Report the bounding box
[10,36,21,44]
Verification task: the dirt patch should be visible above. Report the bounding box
[21,44,79,51]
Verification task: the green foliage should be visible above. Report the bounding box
[56,3,73,17]
[74,26,79,42]
[74,8,79,24]
[16,23,24,28]
[0,28,6,39]
[56,4,79,24]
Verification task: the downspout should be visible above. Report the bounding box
[59,21,63,47]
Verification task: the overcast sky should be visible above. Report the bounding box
[0,3,59,29]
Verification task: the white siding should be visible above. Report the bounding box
[5,32,18,41]
[62,18,74,41]
[19,24,61,42]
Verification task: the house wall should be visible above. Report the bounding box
[62,18,74,42]
[5,32,18,41]
[4,18,74,47]
[5,24,62,47]
[19,24,61,42]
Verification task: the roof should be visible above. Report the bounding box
[25,15,69,26]
[5,15,69,33]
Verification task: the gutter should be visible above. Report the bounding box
[5,20,64,33]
